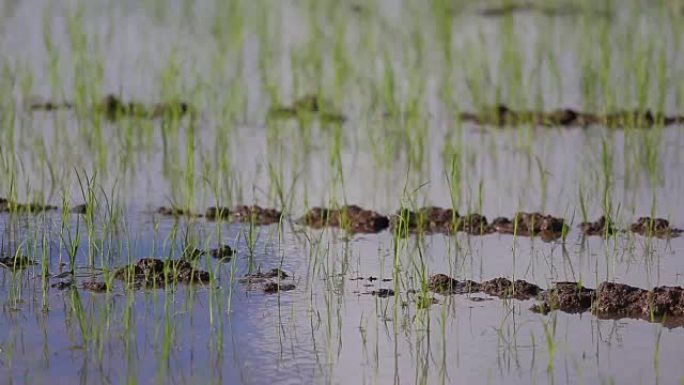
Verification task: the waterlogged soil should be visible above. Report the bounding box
[460,104,684,128]
[429,273,684,326]
[3,1,684,385]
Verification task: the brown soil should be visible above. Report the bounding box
[210,245,235,260]
[99,94,193,121]
[630,217,682,238]
[371,288,395,298]
[489,212,566,241]
[428,273,480,295]
[70,204,88,214]
[429,274,540,299]
[263,281,296,294]
[390,207,462,234]
[239,268,290,282]
[205,206,231,221]
[29,100,74,110]
[233,205,282,225]
[157,206,201,218]
[580,216,618,237]
[0,256,37,270]
[0,199,57,213]
[51,281,73,290]
[531,282,596,314]
[268,95,346,123]
[480,277,541,300]
[82,281,108,293]
[460,104,684,128]
[114,258,210,288]
[531,281,684,325]
[297,205,389,234]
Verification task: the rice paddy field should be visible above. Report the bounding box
[2,0,684,384]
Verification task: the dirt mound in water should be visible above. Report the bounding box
[431,274,684,327]
[114,258,210,288]
[297,205,390,234]
[460,104,684,128]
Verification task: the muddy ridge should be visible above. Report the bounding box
[239,268,295,294]
[29,94,193,120]
[429,274,684,326]
[268,94,346,123]
[0,198,57,213]
[297,205,390,234]
[114,258,210,288]
[460,104,684,128]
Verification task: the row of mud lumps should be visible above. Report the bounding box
[3,198,681,238]
[28,94,193,120]
[428,274,684,325]
[48,256,295,294]
[460,105,684,128]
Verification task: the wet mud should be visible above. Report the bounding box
[460,105,684,128]
[28,94,193,120]
[430,273,684,326]
[157,206,202,218]
[114,258,210,288]
[82,281,109,293]
[233,205,282,225]
[630,217,682,238]
[0,198,57,213]
[268,95,346,123]
[0,255,37,270]
[297,205,390,234]
[239,268,295,293]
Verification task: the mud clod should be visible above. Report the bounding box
[263,281,296,294]
[580,216,618,237]
[531,282,596,314]
[480,277,541,300]
[51,281,73,290]
[0,256,37,270]
[205,206,231,221]
[371,288,395,298]
[157,206,200,218]
[82,281,108,293]
[114,258,210,288]
[233,205,282,225]
[99,94,193,120]
[428,274,480,295]
[391,207,460,234]
[630,217,682,238]
[210,245,235,260]
[70,204,89,214]
[269,95,346,122]
[297,205,389,234]
[460,104,683,128]
[0,200,57,213]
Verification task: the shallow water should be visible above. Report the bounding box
[2,0,684,384]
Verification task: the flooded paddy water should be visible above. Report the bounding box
[2,0,684,384]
